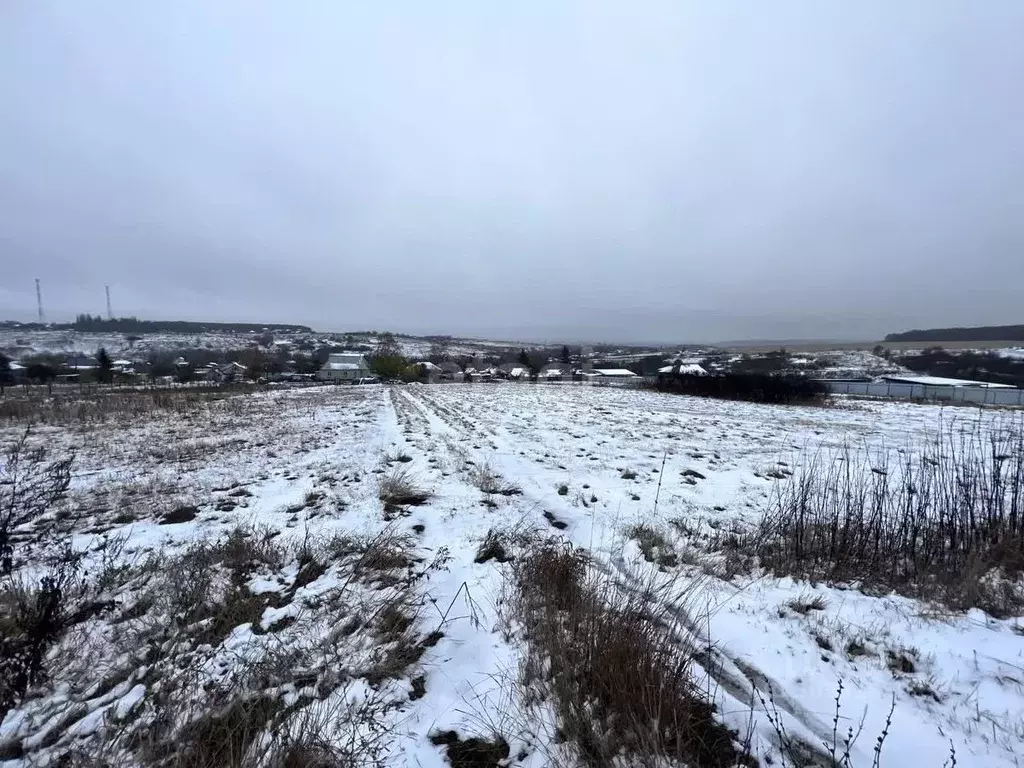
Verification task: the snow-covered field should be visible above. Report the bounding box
[0,329,536,361]
[2,383,1022,766]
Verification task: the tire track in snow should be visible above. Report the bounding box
[599,551,839,766]
[406,385,839,766]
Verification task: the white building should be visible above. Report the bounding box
[657,364,708,376]
[879,374,1015,389]
[317,352,371,382]
[584,368,640,384]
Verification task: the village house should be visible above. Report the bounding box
[539,362,573,380]
[584,368,640,384]
[200,361,249,383]
[438,361,463,380]
[657,363,708,376]
[317,352,371,382]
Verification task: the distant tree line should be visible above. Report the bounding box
[895,348,1024,387]
[885,325,1024,343]
[64,315,313,335]
[644,372,828,405]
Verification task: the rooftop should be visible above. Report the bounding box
[880,374,1016,389]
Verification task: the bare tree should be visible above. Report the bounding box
[374,332,402,359]
[1,430,74,576]
[428,337,452,363]
[371,333,407,380]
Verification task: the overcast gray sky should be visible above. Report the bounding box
[2,1,1022,343]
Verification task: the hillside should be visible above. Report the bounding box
[885,324,1024,342]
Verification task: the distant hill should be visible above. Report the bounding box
[61,315,313,335]
[885,325,1024,343]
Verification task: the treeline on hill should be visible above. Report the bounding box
[895,347,1024,387]
[885,324,1024,342]
[62,315,313,334]
[645,372,828,405]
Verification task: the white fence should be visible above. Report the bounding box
[823,380,1024,406]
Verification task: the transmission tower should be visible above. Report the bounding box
[35,278,44,324]
[105,284,112,320]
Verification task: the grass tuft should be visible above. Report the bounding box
[626,523,678,568]
[377,468,431,506]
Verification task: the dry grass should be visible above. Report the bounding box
[475,529,513,564]
[0,387,236,427]
[751,417,1024,616]
[468,461,522,496]
[377,468,431,507]
[785,593,828,615]
[625,523,679,569]
[1,520,442,765]
[509,537,751,768]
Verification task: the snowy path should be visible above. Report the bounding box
[399,384,1024,768]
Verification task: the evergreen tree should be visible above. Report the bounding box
[96,348,114,384]
[0,354,10,394]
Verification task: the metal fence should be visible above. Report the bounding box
[822,380,1024,406]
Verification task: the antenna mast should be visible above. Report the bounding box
[35,278,44,324]
[105,284,112,320]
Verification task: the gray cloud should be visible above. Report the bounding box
[2,1,1022,343]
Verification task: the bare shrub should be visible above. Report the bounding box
[510,537,751,767]
[0,429,73,574]
[0,431,76,721]
[758,679,896,768]
[751,417,1024,615]
[377,468,431,506]
[0,552,83,721]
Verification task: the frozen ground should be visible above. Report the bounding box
[1,383,1022,766]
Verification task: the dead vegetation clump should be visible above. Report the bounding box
[509,537,751,768]
[474,529,513,565]
[377,467,431,507]
[429,730,510,768]
[785,593,828,615]
[468,461,522,496]
[625,523,679,569]
[749,418,1024,616]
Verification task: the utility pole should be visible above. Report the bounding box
[105,284,112,320]
[35,278,44,324]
